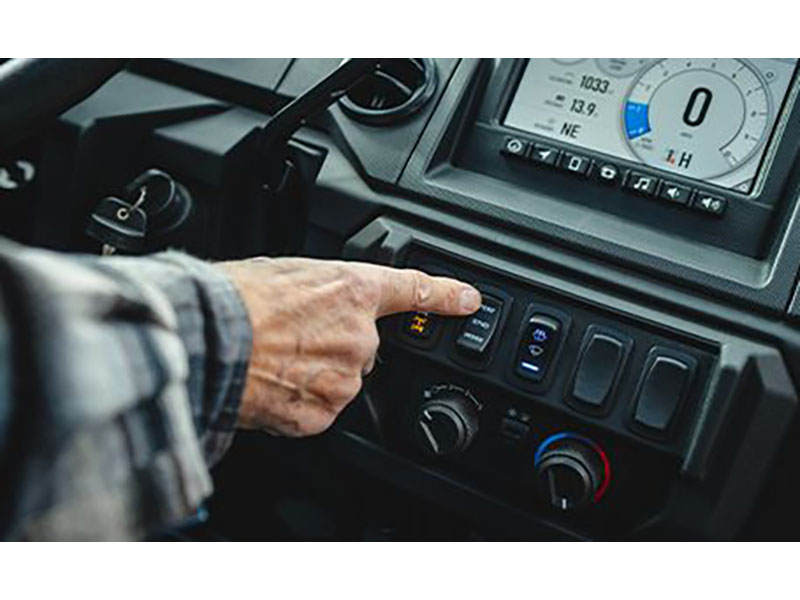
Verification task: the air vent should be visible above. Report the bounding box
[339,58,437,125]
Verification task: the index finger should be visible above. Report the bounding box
[373,266,482,318]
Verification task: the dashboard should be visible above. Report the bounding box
[10,57,800,540]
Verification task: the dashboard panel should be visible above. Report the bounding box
[26,57,800,540]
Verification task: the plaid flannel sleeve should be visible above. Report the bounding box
[0,240,251,540]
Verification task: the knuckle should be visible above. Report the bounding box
[330,375,363,407]
[339,333,364,365]
[352,339,372,363]
[365,327,381,355]
[341,322,379,365]
[356,323,380,357]
[302,412,337,437]
[409,270,431,307]
[362,354,377,376]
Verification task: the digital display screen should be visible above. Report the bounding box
[504,59,798,193]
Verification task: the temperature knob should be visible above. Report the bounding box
[415,385,480,456]
[534,433,611,511]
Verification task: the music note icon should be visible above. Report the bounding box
[627,173,655,195]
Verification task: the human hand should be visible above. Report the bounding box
[219,257,481,436]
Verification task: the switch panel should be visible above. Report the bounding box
[385,250,712,458]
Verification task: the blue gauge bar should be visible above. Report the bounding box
[625,101,651,139]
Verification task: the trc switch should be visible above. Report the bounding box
[450,285,512,370]
[455,294,504,357]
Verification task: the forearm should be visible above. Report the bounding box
[95,251,252,465]
[0,240,251,540]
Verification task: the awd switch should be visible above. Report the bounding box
[399,311,442,349]
[402,311,439,340]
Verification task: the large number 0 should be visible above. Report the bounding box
[683,87,713,127]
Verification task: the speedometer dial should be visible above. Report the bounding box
[623,58,773,180]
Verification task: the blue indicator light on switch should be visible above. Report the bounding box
[532,328,549,342]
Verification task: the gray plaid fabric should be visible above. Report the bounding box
[0,239,251,540]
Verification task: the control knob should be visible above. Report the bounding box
[534,433,611,511]
[415,385,480,456]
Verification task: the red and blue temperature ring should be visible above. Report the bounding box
[533,432,612,503]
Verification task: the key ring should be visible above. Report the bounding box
[116,186,147,221]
